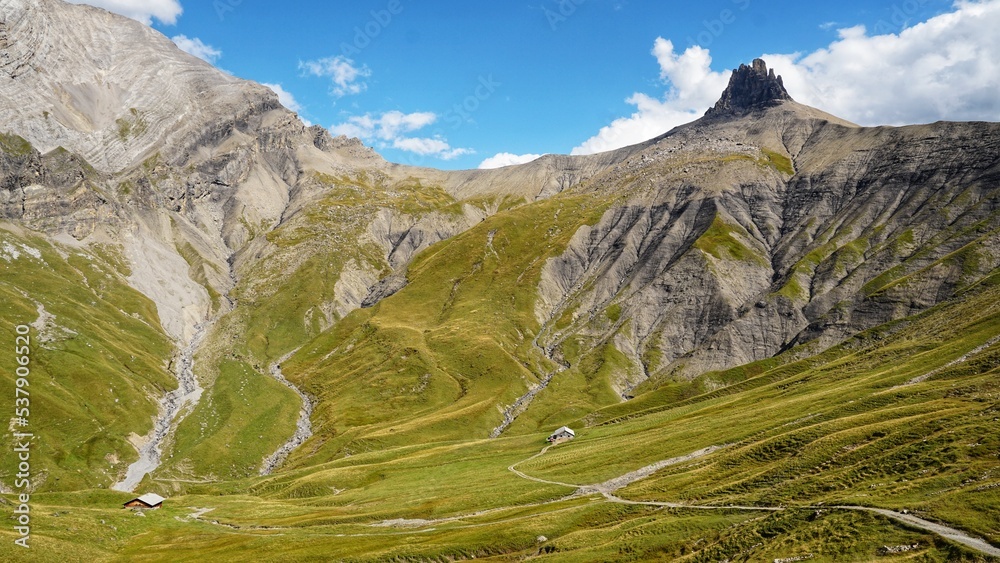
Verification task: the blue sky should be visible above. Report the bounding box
[73,0,1000,169]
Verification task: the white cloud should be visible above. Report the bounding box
[261,83,302,112]
[300,56,371,97]
[171,35,221,64]
[67,0,183,25]
[572,38,727,155]
[331,110,473,160]
[763,0,1000,126]
[393,138,473,160]
[261,83,312,126]
[574,0,1000,155]
[478,153,544,169]
[331,111,436,140]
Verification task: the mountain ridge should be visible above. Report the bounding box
[1,2,1000,560]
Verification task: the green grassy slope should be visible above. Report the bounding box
[3,139,998,561]
[3,275,997,560]
[279,192,613,465]
[153,172,475,480]
[0,227,175,490]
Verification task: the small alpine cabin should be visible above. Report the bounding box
[547,426,575,443]
[124,493,166,509]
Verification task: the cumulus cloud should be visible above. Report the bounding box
[763,0,1000,125]
[394,138,473,160]
[574,0,1000,154]
[331,111,473,160]
[261,83,302,112]
[67,0,183,25]
[478,153,544,169]
[300,56,371,97]
[171,35,221,64]
[261,83,311,126]
[572,38,727,155]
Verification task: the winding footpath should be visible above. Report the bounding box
[832,506,1000,558]
[185,442,1000,557]
[506,445,1000,558]
[112,323,208,492]
[259,347,314,475]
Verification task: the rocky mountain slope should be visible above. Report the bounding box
[534,74,1000,389]
[0,0,641,485]
[1,2,999,560]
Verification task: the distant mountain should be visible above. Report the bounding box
[2,2,999,561]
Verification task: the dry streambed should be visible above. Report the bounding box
[259,348,314,476]
[112,324,207,492]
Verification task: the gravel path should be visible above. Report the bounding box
[507,444,1000,558]
[832,506,1000,558]
[507,445,582,488]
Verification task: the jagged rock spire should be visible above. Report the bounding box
[705,58,792,117]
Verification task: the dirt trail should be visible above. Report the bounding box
[583,445,726,495]
[112,323,208,492]
[507,445,582,488]
[832,506,1000,558]
[896,335,1000,388]
[179,443,1000,557]
[259,347,314,475]
[507,444,1000,558]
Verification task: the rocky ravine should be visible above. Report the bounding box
[112,321,207,492]
[259,349,313,476]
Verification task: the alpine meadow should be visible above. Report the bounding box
[1,1,999,561]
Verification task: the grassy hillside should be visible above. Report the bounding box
[2,271,997,560]
[0,227,175,490]
[3,124,999,561]
[153,172,485,480]
[278,191,614,466]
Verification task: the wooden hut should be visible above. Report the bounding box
[547,426,575,442]
[124,493,165,509]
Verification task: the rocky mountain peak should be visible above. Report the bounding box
[705,58,793,118]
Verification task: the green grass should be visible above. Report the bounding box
[762,148,795,175]
[5,137,1000,561]
[694,215,768,264]
[0,229,175,490]
[156,171,464,478]
[153,359,300,484]
[3,235,999,560]
[0,132,34,157]
[275,192,612,465]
